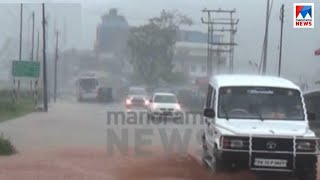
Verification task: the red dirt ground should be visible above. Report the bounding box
[0,147,312,180]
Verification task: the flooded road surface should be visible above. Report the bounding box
[0,101,313,179]
[0,147,259,180]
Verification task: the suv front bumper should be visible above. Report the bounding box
[217,136,320,172]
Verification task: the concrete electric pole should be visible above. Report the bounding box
[42,3,48,112]
[54,31,59,102]
[278,4,284,77]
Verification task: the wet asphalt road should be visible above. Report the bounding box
[0,99,303,179]
[0,99,203,152]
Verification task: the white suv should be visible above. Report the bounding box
[201,75,319,180]
[147,93,182,120]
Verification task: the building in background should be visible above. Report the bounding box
[173,30,226,82]
[95,8,130,54]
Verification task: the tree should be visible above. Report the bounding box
[127,10,192,85]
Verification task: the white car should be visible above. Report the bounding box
[147,93,182,120]
[201,75,319,180]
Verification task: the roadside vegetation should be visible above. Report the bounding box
[0,89,34,123]
[0,134,16,155]
[127,10,192,86]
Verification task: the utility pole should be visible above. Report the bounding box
[201,9,238,76]
[30,11,35,92]
[42,3,48,112]
[36,31,39,61]
[31,12,35,60]
[229,11,236,73]
[17,3,23,93]
[203,11,212,78]
[278,4,284,77]
[54,31,59,102]
[34,31,40,107]
[262,0,270,74]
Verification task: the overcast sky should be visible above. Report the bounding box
[0,0,319,82]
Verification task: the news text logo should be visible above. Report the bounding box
[293,3,314,28]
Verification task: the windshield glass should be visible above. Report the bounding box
[129,88,147,95]
[79,78,97,90]
[218,87,305,120]
[154,95,177,103]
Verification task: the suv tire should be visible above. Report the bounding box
[296,158,317,180]
[201,135,229,173]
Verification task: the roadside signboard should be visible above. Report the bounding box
[12,60,40,80]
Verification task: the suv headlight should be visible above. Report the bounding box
[296,139,317,152]
[230,139,244,148]
[221,136,249,149]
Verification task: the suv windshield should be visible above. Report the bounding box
[218,87,304,120]
[154,95,177,103]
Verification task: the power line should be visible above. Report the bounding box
[201,8,239,75]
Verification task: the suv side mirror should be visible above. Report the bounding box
[307,112,316,121]
[149,99,153,103]
[204,108,215,118]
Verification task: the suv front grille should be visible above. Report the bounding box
[252,137,294,152]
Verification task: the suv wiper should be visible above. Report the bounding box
[253,106,264,121]
[221,103,229,121]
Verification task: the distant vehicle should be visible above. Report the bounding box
[304,89,320,136]
[147,93,182,120]
[201,75,319,180]
[76,76,99,102]
[125,87,149,108]
[97,86,113,102]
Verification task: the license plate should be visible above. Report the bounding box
[254,158,287,168]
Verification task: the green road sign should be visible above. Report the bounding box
[12,60,40,78]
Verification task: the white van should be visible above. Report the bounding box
[201,75,319,180]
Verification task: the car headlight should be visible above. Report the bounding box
[296,139,316,151]
[126,98,132,105]
[152,104,157,110]
[144,98,149,106]
[175,104,181,111]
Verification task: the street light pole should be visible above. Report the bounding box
[278,4,284,77]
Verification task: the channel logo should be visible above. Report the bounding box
[294,3,314,28]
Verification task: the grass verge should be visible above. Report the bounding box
[0,89,34,123]
[0,134,16,155]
